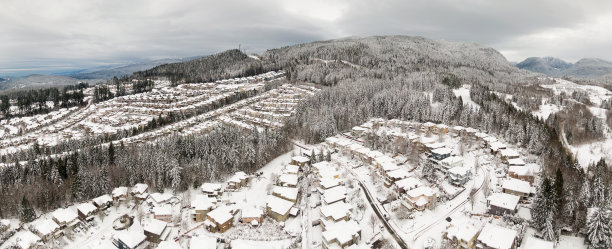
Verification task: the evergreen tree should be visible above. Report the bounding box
[542,212,556,241]
[553,168,564,217]
[586,207,611,249]
[532,176,554,230]
[20,196,36,222]
[108,142,115,165]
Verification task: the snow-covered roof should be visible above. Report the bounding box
[190,236,217,249]
[93,194,112,206]
[291,155,310,163]
[500,148,520,158]
[509,165,535,176]
[407,186,436,198]
[116,229,146,249]
[440,156,463,165]
[320,177,342,189]
[448,166,470,176]
[323,186,347,204]
[445,220,482,243]
[489,141,507,151]
[431,147,452,155]
[10,231,41,249]
[77,202,98,216]
[241,207,263,219]
[395,177,422,191]
[153,205,172,216]
[453,126,464,131]
[523,236,554,249]
[131,183,148,195]
[279,174,298,186]
[52,208,78,224]
[191,195,214,211]
[144,219,167,236]
[200,183,222,193]
[283,164,299,174]
[320,201,352,221]
[207,206,234,224]
[387,168,409,179]
[156,241,182,249]
[266,195,294,215]
[507,158,525,166]
[322,220,361,245]
[273,186,299,200]
[149,192,174,204]
[502,179,531,194]
[477,223,517,249]
[488,192,520,211]
[30,219,60,236]
[112,186,128,197]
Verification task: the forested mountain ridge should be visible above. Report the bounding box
[133,49,271,83]
[517,56,612,85]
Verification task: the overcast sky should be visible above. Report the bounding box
[2,0,612,75]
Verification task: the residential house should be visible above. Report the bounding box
[394,177,422,194]
[205,206,234,233]
[502,179,531,200]
[51,208,80,229]
[406,186,437,211]
[440,156,463,171]
[200,183,223,198]
[291,155,310,167]
[240,207,263,226]
[272,186,299,203]
[278,174,298,188]
[153,205,173,223]
[112,187,128,202]
[30,219,62,242]
[191,195,214,222]
[323,186,347,205]
[143,219,170,243]
[131,183,149,201]
[508,165,535,184]
[476,223,517,249]
[93,194,113,210]
[487,193,520,216]
[77,202,98,221]
[431,148,452,161]
[444,220,482,249]
[447,166,471,186]
[266,195,294,222]
[499,149,520,162]
[114,229,148,249]
[321,220,361,249]
[320,202,352,230]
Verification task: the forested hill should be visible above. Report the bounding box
[132,49,270,83]
[263,36,535,89]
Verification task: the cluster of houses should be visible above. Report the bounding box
[266,157,303,223]
[215,71,285,84]
[312,161,362,249]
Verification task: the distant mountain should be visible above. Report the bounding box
[0,74,99,91]
[133,49,264,82]
[71,56,202,80]
[516,56,612,84]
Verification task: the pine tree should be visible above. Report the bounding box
[586,207,611,249]
[71,171,84,201]
[542,212,556,241]
[20,196,36,222]
[100,167,110,194]
[108,142,115,165]
[553,168,564,217]
[532,176,553,230]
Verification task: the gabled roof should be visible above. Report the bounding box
[502,179,531,194]
[144,219,167,236]
[207,206,234,224]
[477,223,517,249]
[266,195,294,215]
[488,192,520,211]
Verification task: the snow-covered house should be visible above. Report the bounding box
[394,177,422,193]
[431,147,452,160]
[240,207,263,225]
[508,165,535,184]
[205,206,234,233]
[77,202,98,221]
[522,236,554,249]
[291,155,310,167]
[385,168,409,184]
[321,220,361,249]
[447,166,471,186]
[114,229,148,249]
[489,141,507,154]
[499,148,520,161]
[144,219,170,243]
[8,231,42,249]
[440,156,464,171]
[156,241,183,249]
[227,172,249,190]
[51,208,80,229]
[278,174,298,188]
[502,179,531,199]
[266,195,294,222]
[200,183,223,197]
[507,158,526,166]
[191,195,215,222]
[320,201,352,227]
[322,186,347,205]
[0,219,9,233]
[406,186,437,211]
[189,236,217,249]
[30,219,62,242]
[153,205,173,223]
[93,194,113,210]
[487,193,520,216]
[131,183,149,200]
[444,220,482,249]
[283,164,300,175]
[272,186,299,203]
[452,126,464,137]
[476,223,517,249]
[112,186,128,202]
[148,192,175,206]
[320,177,342,190]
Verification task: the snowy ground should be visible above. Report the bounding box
[453,84,481,110]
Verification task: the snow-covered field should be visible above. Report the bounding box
[540,78,611,106]
[453,84,481,110]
